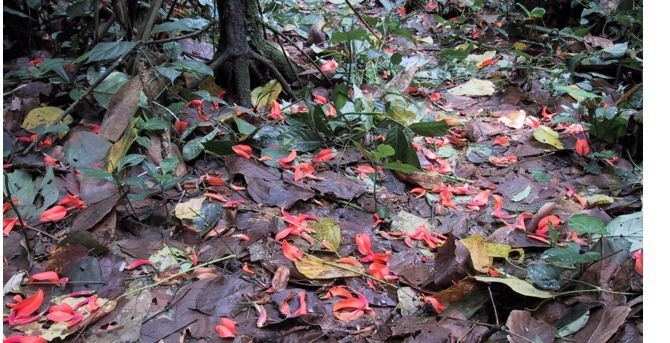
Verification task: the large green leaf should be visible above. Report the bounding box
[86,41,137,63]
[606,212,642,252]
[541,243,600,269]
[568,214,606,235]
[386,125,420,168]
[409,121,450,137]
[152,17,208,34]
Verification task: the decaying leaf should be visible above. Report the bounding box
[448,78,495,97]
[100,77,142,142]
[295,254,365,279]
[499,109,527,129]
[460,235,524,273]
[251,79,282,109]
[310,218,342,252]
[21,106,64,132]
[474,276,555,298]
[174,197,205,220]
[533,125,564,149]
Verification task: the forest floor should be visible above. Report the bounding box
[3,1,642,342]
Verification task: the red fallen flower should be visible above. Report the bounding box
[39,205,68,223]
[492,135,510,147]
[174,119,188,135]
[3,335,47,343]
[439,189,455,208]
[313,94,328,105]
[202,174,226,186]
[632,249,643,276]
[214,317,237,338]
[281,241,303,262]
[540,106,555,121]
[431,158,452,174]
[424,0,438,11]
[323,103,337,118]
[281,210,317,227]
[424,296,445,313]
[242,262,255,274]
[337,256,362,266]
[396,6,407,16]
[46,303,83,326]
[410,187,427,198]
[563,123,585,135]
[323,286,354,299]
[4,217,19,236]
[491,195,512,219]
[421,147,438,161]
[6,289,44,326]
[275,222,315,243]
[488,155,518,167]
[313,148,335,164]
[29,271,68,287]
[294,290,308,316]
[525,116,541,128]
[278,150,297,168]
[508,212,533,231]
[428,92,441,102]
[535,215,561,237]
[467,190,491,210]
[355,234,374,257]
[126,259,153,270]
[269,100,285,121]
[187,99,204,109]
[333,292,374,321]
[17,134,38,143]
[368,256,396,281]
[293,162,318,182]
[372,213,383,226]
[320,59,338,75]
[355,164,376,177]
[450,184,476,195]
[43,154,59,167]
[575,138,591,156]
[232,144,253,159]
[405,225,446,249]
[58,194,86,210]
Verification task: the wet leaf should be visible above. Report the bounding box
[533,125,564,149]
[558,310,590,338]
[511,185,532,202]
[474,276,555,298]
[294,254,364,279]
[555,84,599,102]
[409,121,450,136]
[396,287,421,315]
[526,262,562,290]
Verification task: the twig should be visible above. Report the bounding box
[488,286,500,326]
[146,24,212,44]
[343,0,381,42]
[615,83,642,106]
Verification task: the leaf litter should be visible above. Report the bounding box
[2,0,642,342]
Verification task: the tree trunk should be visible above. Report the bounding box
[213,0,296,107]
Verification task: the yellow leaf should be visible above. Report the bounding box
[533,125,564,149]
[175,197,205,220]
[499,109,527,129]
[448,78,495,97]
[474,276,555,298]
[460,235,524,273]
[310,218,341,252]
[106,122,138,172]
[295,254,364,279]
[21,106,64,132]
[251,79,282,109]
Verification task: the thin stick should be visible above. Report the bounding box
[4,173,33,266]
[488,286,500,326]
[343,0,381,42]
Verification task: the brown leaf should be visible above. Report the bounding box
[271,266,290,292]
[574,306,631,343]
[433,234,470,288]
[100,77,142,142]
[506,310,555,343]
[71,193,121,231]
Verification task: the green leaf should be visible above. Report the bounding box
[555,85,599,102]
[372,144,395,160]
[331,28,370,43]
[173,60,213,76]
[531,169,551,183]
[117,154,145,171]
[156,66,181,83]
[568,214,606,235]
[234,118,257,136]
[448,78,495,97]
[182,131,217,161]
[295,254,365,279]
[86,41,137,63]
[139,118,170,131]
[409,121,450,137]
[384,161,420,174]
[152,17,208,34]
[386,125,420,168]
[439,43,474,61]
[541,244,600,269]
[203,140,234,156]
[91,71,129,108]
[606,212,642,252]
[533,125,564,149]
[78,167,115,182]
[529,7,546,18]
[474,276,555,298]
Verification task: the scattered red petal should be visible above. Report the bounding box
[242,262,255,275]
[214,317,237,338]
[29,271,68,287]
[536,215,561,237]
[396,6,407,16]
[320,59,338,75]
[323,103,337,118]
[491,195,512,219]
[126,259,153,270]
[428,92,441,102]
[43,154,59,167]
[203,174,226,186]
[281,241,304,262]
[4,217,19,236]
[333,292,374,321]
[424,296,445,313]
[492,135,510,147]
[424,0,438,11]
[407,225,446,249]
[355,164,376,177]
[540,106,555,121]
[575,138,591,156]
[294,290,308,316]
[632,249,643,276]
[293,162,316,182]
[467,190,490,210]
[488,155,518,167]
[278,150,297,169]
[39,205,68,223]
[355,234,374,257]
[3,336,47,343]
[174,119,188,135]
[313,148,335,163]
[410,187,427,198]
[269,100,285,121]
[9,289,44,321]
[58,194,86,210]
[232,144,253,159]
[313,94,328,105]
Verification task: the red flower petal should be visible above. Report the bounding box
[12,289,44,318]
[3,335,47,343]
[126,259,153,270]
[4,217,19,236]
[575,138,591,156]
[215,317,237,338]
[278,150,297,168]
[47,310,74,323]
[232,144,253,159]
[39,205,68,223]
[281,241,303,262]
[29,271,68,286]
[313,94,328,105]
[424,296,445,313]
[57,194,86,210]
[355,234,374,257]
[312,148,335,163]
